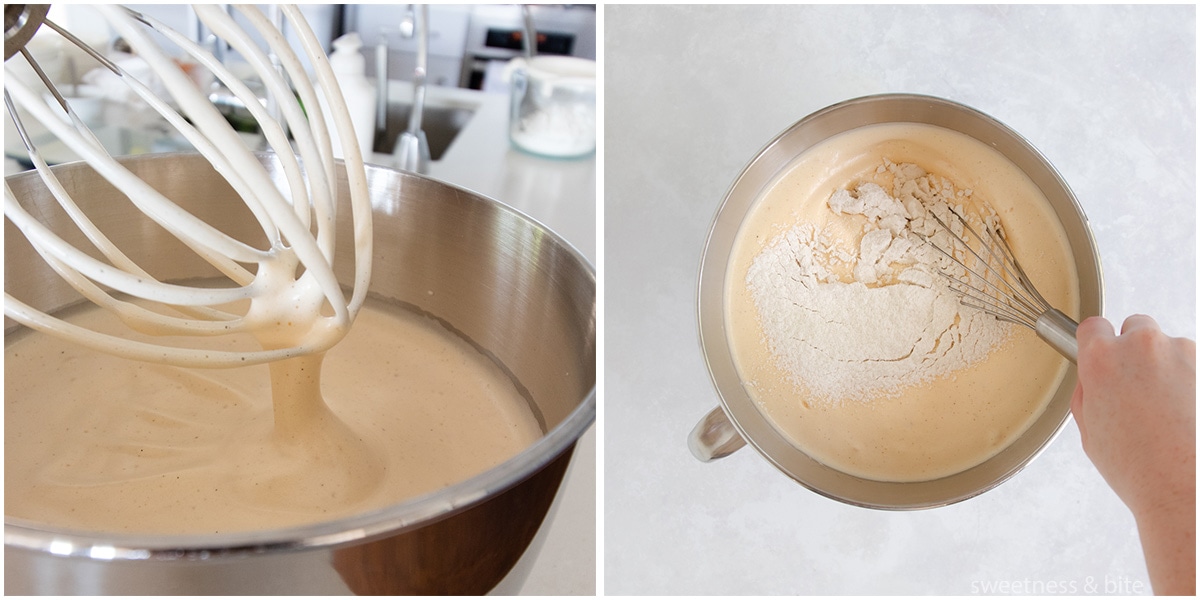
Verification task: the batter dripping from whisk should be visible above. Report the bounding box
[2,3,382,526]
[4,5,542,534]
[726,122,1079,482]
[6,297,542,533]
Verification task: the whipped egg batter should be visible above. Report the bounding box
[726,122,1079,482]
[5,298,542,534]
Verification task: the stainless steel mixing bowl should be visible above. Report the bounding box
[691,93,1103,509]
[4,153,595,594]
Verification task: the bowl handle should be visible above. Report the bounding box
[688,406,746,462]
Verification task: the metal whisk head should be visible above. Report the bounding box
[4,4,372,367]
[5,5,49,61]
[924,206,1079,363]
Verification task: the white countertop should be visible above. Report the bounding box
[604,5,1194,595]
[370,80,597,268]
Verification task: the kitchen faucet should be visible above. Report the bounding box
[392,4,429,174]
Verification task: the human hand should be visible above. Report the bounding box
[1070,314,1195,595]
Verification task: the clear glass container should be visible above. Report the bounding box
[508,56,596,159]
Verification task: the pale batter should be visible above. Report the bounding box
[5,298,542,534]
[726,122,1079,482]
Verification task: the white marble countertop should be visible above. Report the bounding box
[604,5,1194,595]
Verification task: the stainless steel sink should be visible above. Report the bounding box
[373,101,475,161]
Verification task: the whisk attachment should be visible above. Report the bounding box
[4,4,372,368]
[5,4,49,61]
[924,206,1079,362]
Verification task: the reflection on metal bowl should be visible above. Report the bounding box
[695,94,1102,509]
[4,153,595,594]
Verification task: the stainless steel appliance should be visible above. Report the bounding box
[460,5,596,89]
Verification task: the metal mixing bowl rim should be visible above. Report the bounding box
[4,157,597,559]
[696,92,1104,509]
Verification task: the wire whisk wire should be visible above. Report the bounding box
[924,205,1079,363]
[4,4,372,368]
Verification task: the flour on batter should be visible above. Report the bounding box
[746,159,1009,404]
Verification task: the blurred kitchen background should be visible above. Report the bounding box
[125,3,598,105]
[3,2,596,258]
[3,3,596,595]
[5,4,595,167]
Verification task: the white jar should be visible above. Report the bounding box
[318,32,376,160]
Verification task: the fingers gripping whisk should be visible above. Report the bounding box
[923,206,1079,362]
[3,5,372,367]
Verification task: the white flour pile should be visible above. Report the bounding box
[745,160,1009,404]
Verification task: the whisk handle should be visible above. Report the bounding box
[1035,308,1079,364]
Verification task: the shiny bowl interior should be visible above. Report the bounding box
[697,93,1103,509]
[4,154,596,594]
